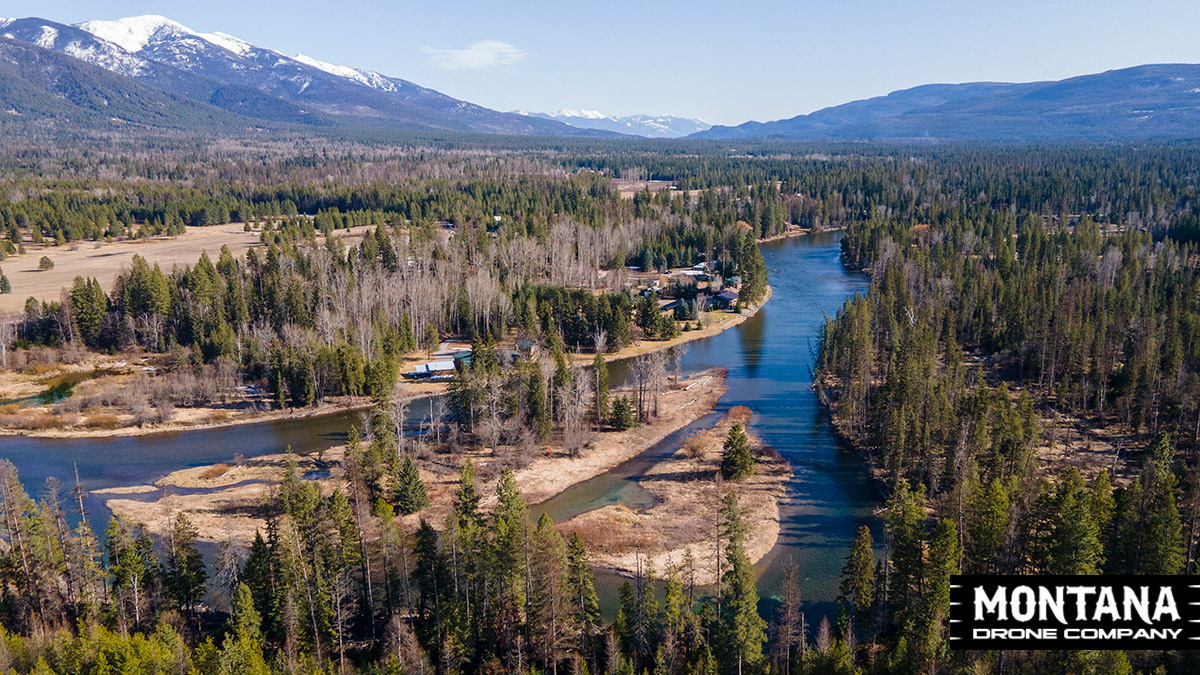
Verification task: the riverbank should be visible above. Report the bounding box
[575,286,771,367]
[100,368,731,546]
[557,406,790,585]
[98,447,346,545]
[0,285,769,439]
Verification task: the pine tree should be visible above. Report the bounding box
[837,525,874,631]
[1048,468,1102,574]
[916,519,959,669]
[491,468,528,613]
[720,423,755,481]
[719,492,766,675]
[610,396,635,431]
[567,533,602,670]
[592,352,609,427]
[454,459,481,529]
[166,513,207,614]
[637,293,659,338]
[531,513,572,675]
[220,583,270,675]
[394,456,429,515]
[885,480,926,615]
[966,477,1009,573]
[70,277,108,346]
[737,239,767,306]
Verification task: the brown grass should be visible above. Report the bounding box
[199,464,232,480]
[0,223,374,313]
[20,414,64,430]
[80,414,121,430]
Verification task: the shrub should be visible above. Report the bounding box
[609,395,635,431]
[20,414,64,430]
[37,256,53,271]
[205,410,231,423]
[684,435,707,460]
[199,464,231,480]
[81,414,121,430]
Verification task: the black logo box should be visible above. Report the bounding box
[949,575,1200,650]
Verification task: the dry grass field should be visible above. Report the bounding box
[0,223,373,313]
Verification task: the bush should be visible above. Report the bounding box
[609,395,635,431]
[684,435,707,460]
[81,414,121,430]
[20,414,65,430]
[37,256,53,271]
[199,463,231,480]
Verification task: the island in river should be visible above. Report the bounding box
[98,367,789,580]
[0,231,873,611]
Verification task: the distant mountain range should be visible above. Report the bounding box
[0,15,611,136]
[513,109,710,138]
[2,15,1200,142]
[692,65,1200,141]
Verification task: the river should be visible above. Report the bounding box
[0,229,878,622]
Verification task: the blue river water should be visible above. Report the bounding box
[0,230,878,620]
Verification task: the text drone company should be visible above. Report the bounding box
[949,576,1200,650]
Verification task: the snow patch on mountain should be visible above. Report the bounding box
[77,15,254,58]
[516,108,711,138]
[293,53,398,92]
[61,39,148,77]
[34,25,58,48]
[200,31,253,56]
[76,15,182,52]
[548,108,608,120]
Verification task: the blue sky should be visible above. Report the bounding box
[4,0,1199,125]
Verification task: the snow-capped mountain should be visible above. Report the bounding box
[516,108,711,138]
[0,14,609,136]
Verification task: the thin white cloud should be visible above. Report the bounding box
[422,40,527,71]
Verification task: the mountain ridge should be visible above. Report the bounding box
[1,14,615,137]
[691,65,1200,141]
[0,35,279,132]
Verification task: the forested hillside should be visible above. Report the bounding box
[817,146,1200,673]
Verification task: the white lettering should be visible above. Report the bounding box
[1039,586,1067,624]
[975,586,1007,621]
[1012,586,1036,622]
[1123,586,1152,624]
[1153,587,1180,622]
[1065,586,1096,621]
[1095,586,1120,621]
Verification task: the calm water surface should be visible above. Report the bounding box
[0,231,877,620]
